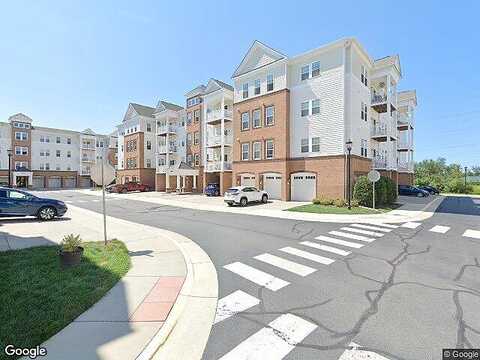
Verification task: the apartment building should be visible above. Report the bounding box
[396,90,416,185]
[231,39,417,201]
[0,113,111,188]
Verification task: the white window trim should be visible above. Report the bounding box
[241,143,249,161]
[265,139,274,159]
[253,141,261,160]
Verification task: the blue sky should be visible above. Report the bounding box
[1,0,479,166]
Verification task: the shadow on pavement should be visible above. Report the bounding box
[434,196,480,216]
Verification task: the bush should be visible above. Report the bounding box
[312,196,334,206]
[444,178,473,194]
[353,175,397,207]
[384,177,398,204]
[351,198,359,207]
[333,198,345,207]
[61,234,82,252]
[353,176,372,207]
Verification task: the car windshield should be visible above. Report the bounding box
[226,188,240,193]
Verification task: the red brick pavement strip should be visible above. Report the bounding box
[129,276,185,323]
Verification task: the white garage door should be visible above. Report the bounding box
[291,172,317,202]
[80,177,91,188]
[63,177,76,188]
[48,177,61,189]
[33,176,45,189]
[241,174,256,187]
[263,173,282,200]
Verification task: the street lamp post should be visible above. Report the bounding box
[346,140,353,210]
[464,166,468,189]
[7,149,12,187]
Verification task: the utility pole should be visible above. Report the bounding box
[7,149,12,187]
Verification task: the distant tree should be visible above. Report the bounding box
[415,158,472,193]
[470,166,480,176]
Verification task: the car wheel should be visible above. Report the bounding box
[240,197,248,207]
[417,192,424,197]
[227,203,233,207]
[261,194,268,204]
[121,188,127,194]
[37,206,56,221]
[215,191,220,196]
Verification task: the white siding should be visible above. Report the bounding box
[31,129,80,171]
[0,123,11,169]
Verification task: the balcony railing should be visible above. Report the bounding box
[398,162,413,172]
[81,170,91,175]
[206,135,233,147]
[397,140,410,149]
[157,125,176,134]
[157,145,177,153]
[206,161,232,172]
[373,158,387,169]
[206,109,233,123]
[371,124,388,137]
[156,165,168,173]
[81,158,96,163]
[371,93,387,105]
[82,144,96,150]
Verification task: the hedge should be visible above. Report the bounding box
[353,175,397,207]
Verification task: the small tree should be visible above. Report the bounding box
[353,176,372,207]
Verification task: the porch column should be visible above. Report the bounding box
[193,174,197,189]
[182,175,186,191]
[176,175,180,190]
[166,172,170,189]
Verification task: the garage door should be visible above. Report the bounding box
[241,174,256,187]
[0,176,8,186]
[33,176,45,189]
[263,173,282,200]
[63,177,76,188]
[48,177,61,189]
[291,172,317,201]
[79,177,91,188]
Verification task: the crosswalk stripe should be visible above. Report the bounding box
[219,313,317,360]
[350,224,392,232]
[463,229,480,239]
[300,241,351,256]
[279,247,335,265]
[429,225,451,234]
[214,290,260,324]
[254,253,316,276]
[340,227,384,237]
[223,262,289,291]
[372,223,398,229]
[329,231,375,243]
[314,235,364,249]
[338,342,391,359]
[401,222,422,229]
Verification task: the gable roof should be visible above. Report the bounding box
[130,103,155,117]
[155,100,183,113]
[82,128,96,135]
[374,54,402,77]
[204,78,234,95]
[185,84,206,99]
[8,113,33,123]
[232,40,287,78]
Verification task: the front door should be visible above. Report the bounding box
[16,176,28,188]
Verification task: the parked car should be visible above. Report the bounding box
[224,186,268,207]
[106,182,151,193]
[205,183,221,197]
[398,185,430,197]
[0,187,67,220]
[418,185,440,195]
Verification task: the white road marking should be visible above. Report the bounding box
[373,223,399,229]
[219,313,317,360]
[401,222,422,229]
[340,227,384,237]
[254,253,316,277]
[300,241,351,256]
[429,225,451,234]
[214,290,260,324]
[223,262,289,291]
[314,235,364,249]
[463,229,480,239]
[350,224,392,232]
[76,200,87,203]
[329,231,375,243]
[65,200,73,204]
[279,247,335,265]
[338,342,391,359]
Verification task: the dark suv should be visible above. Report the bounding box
[398,185,430,197]
[0,187,67,220]
[204,183,221,196]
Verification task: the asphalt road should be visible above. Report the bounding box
[32,191,480,360]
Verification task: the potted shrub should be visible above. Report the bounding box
[59,234,83,267]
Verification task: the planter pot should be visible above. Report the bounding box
[59,246,84,267]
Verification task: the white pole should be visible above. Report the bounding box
[101,157,107,245]
[373,181,376,210]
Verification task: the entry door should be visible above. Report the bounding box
[263,174,282,200]
[291,173,317,202]
[241,175,256,187]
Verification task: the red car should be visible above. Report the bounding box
[106,182,151,193]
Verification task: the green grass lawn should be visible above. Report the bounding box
[286,204,392,214]
[0,240,130,360]
[472,184,480,195]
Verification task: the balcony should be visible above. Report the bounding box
[373,158,387,169]
[206,135,233,147]
[81,144,96,150]
[206,109,233,124]
[157,125,177,135]
[81,157,96,163]
[371,124,388,139]
[397,113,413,130]
[397,140,411,151]
[398,161,414,172]
[156,165,168,173]
[81,169,91,175]
[157,145,177,154]
[206,161,232,172]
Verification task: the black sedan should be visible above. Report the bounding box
[418,185,440,195]
[0,187,67,220]
[398,185,430,197]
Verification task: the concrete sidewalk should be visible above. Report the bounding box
[0,205,217,360]
[76,189,444,224]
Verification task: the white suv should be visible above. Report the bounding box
[224,186,269,207]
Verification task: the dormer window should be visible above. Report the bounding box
[266,74,274,92]
[242,83,249,99]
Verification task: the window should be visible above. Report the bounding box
[301,101,309,117]
[194,110,200,122]
[194,154,200,166]
[194,132,199,145]
[241,143,249,161]
[253,141,261,160]
[146,122,152,132]
[146,140,152,150]
[311,137,320,152]
[15,161,28,170]
[242,83,249,99]
[265,106,275,126]
[67,166,71,171]
[45,150,50,157]
[45,163,50,170]
[361,139,368,157]
[301,65,309,81]
[361,102,365,120]
[8,190,28,200]
[241,112,250,131]
[45,136,50,143]
[301,139,309,153]
[254,79,261,95]
[265,139,274,159]
[266,74,274,92]
[311,61,320,77]
[364,103,368,121]
[15,147,28,155]
[253,109,261,128]
[56,165,61,171]
[15,132,27,141]
[67,137,71,144]
[186,154,192,166]
[361,65,368,86]
[187,112,192,125]
[146,159,151,168]
[56,150,61,157]
[56,136,61,144]
[187,133,192,145]
[312,99,320,115]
